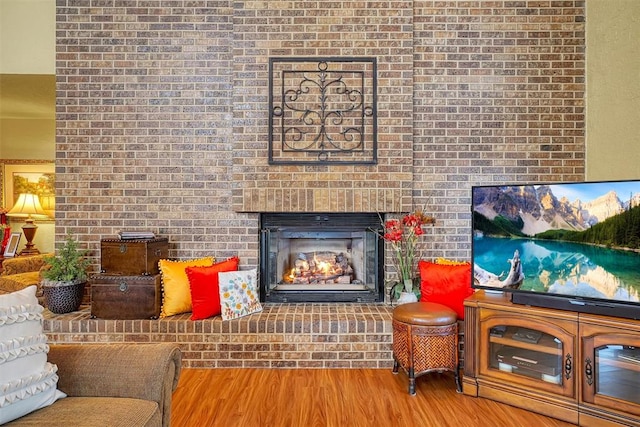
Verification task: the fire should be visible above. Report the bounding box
[314,255,333,275]
[283,251,353,284]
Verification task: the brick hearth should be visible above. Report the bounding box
[43,304,396,369]
[44,304,465,369]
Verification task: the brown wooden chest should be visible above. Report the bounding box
[90,274,162,319]
[100,238,168,276]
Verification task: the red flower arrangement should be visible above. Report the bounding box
[0,211,10,255]
[382,209,435,300]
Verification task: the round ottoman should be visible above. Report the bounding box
[392,301,461,395]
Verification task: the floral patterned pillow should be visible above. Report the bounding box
[218,269,262,320]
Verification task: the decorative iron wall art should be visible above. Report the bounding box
[269,57,377,165]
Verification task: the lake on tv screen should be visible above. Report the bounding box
[473,236,640,303]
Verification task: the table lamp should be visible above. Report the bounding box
[6,193,49,256]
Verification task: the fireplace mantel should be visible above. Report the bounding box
[236,187,412,214]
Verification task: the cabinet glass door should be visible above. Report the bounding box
[591,345,640,404]
[490,326,563,384]
[480,315,575,397]
[582,327,640,419]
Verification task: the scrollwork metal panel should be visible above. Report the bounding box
[269,57,377,165]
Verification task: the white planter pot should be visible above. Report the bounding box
[396,291,418,305]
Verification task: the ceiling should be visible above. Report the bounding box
[0,74,55,120]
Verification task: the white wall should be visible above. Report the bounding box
[1,0,55,254]
[0,0,55,74]
[586,0,640,181]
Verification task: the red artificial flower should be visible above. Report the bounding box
[384,219,400,229]
[380,209,435,292]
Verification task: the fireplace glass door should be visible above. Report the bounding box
[260,213,383,303]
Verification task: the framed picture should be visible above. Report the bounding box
[1,160,55,217]
[4,232,21,257]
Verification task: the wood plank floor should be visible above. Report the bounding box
[171,368,577,427]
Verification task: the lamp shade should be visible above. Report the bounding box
[7,193,49,219]
[39,194,56,218]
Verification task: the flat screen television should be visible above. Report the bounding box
[472,180,640,320]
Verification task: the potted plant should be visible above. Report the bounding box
[381,209,435,304]
[41,234,91,314]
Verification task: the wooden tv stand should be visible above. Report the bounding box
[463,291,640,427]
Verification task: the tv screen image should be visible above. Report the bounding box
[472,180,640,319]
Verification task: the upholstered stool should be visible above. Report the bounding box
[392,301,461,395]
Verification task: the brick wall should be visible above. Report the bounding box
[55,0,585,270]
[412,0,586,259]
[232,1,414,213]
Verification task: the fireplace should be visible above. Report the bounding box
[259,213,384,303]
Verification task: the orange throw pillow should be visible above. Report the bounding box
[159,257,214,318]
[418,260,473,319]
[186,257,240,320]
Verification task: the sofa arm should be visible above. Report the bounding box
[1,253,52,276]
[48,343,182,427]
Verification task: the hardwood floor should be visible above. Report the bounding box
[171,368,577,427]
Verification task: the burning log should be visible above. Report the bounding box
[284,251,354,284]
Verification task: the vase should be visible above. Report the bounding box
[397,291,418,304]
[403,278,414,293]
[43,281,85,314]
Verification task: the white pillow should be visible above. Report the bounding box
[0,286,65,424]
[218,269,263,320]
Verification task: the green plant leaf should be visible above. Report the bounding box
[42,234,90,283]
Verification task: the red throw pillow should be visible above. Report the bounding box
[186,256,240,320]
[418,260,473,319]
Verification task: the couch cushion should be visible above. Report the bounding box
[4,396,160,427]
[0,272,42,294]
[0,286,65,424]
[0,255,50,277]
